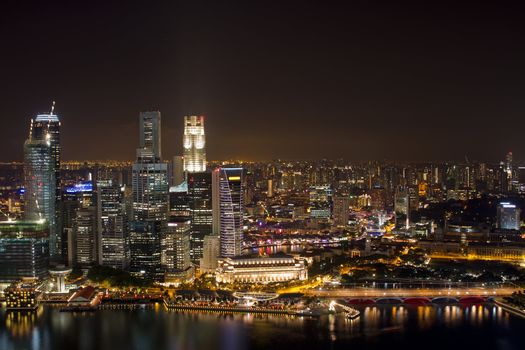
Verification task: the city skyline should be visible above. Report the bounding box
[2,1,525,162]
[2,3,525,349]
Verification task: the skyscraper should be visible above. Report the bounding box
[130,112,168,280]
[172,155,185,187]
[23,136,56,257]
[183,116,206,173]
[97,180,130,270]
[29,107,61,259]
[212,168,244,258]
[0,220,49,282]
[139,111,162,160]
[73,207,97,267]
[188,172,213,263]
[162,217,192,283]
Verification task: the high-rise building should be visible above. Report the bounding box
[213,168,244,258]
[23,136,56,257]
[0,220,49,282]
[172,156,185,187]
[162,217,192,282]
[129,220,163,279]
[61,181,94,266]
[497,202,521,230]
[139,111,162,160]
[97,180,129,270]
[188,172,213,263]
[183,116,206,173]
[29,108,61,259]
[130,112,168,280]
[73,207,97,267]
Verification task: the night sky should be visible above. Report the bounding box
[1,1,525,162]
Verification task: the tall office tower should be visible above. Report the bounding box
[172,156,185,187]
[139,111,162,160]
[188,172,213,263]
[332,196,350,227]
[62,181,94,265]
[162,217,192,282]
[212,168,244,258]
[200,235,220,273]
[308,185,332,219]
[23,136,56,256]
[183,116,206,173]
[29,107,61,259]
[497,202,521,230]
[0,220,50,282]
[73,207,97,267]
[131,112,168,280]
[97,180,129,270]
[132,163,169,222]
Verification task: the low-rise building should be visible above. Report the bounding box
[215,254,308,284]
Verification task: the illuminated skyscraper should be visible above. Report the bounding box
[97,180,129,270]
[162,217,192,282]
[131,112,168,279]
[188,172,213,263]
[26,106,61,258]
[73,207,97,267]
[23,137,55,256]
[183,116,206,173]
[212,168,244,258]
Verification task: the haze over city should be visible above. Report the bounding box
[2,1,525,162]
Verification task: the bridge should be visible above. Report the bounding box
[303,286,519,300]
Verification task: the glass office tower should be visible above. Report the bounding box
[212,168,244,258]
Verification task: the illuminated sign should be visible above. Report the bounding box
[65,181,93,193]
[228,176,241,181]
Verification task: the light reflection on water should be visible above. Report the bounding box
[0,304,523,350]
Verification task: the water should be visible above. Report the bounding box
[1,304,524,350]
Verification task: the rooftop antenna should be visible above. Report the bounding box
[50,101,56,115]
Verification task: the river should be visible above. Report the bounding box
[1,304,524,350]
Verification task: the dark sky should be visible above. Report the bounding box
[1,0,525,162]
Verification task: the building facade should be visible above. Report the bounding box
[130,112,168,280]
[213,168,244,258]
[188,172,213,263]
[97,180,129,270]
[183,116,206,173]
[215,255,308,284]
[23,138,55,256]
[29,111,61,259]
[0,221,49,282]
